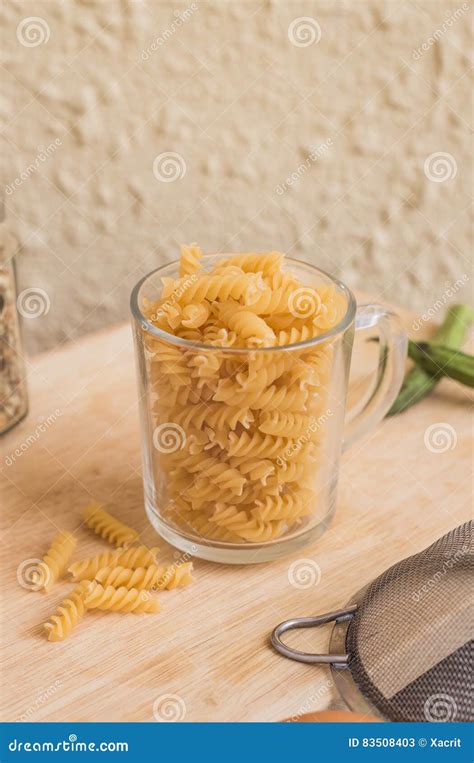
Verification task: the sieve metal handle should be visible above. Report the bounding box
[271,605,358,668]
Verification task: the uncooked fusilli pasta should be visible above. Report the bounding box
[179,242,203,278]
[37,531,77,592]
[142,246,347,543]
[68,545,159,582]
[82,502,139,548]
[83,582,161,613]
[95,562,194,591]
[43,581,91,641]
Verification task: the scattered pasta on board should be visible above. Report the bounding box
[19,504,193,642]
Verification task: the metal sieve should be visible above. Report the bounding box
[271,521,473,722]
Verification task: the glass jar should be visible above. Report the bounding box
[0,227,28,435]
[131,256,406,563]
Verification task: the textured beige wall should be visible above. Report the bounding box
[2,0,472,353]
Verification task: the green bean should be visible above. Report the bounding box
[408,341,474,388]
[387,304,474,416]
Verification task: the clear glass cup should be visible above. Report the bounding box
[130,255,407,563]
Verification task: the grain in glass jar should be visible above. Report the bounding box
[0,226,28,434]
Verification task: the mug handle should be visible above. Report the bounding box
[342,304,407,452]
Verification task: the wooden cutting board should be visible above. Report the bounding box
[1,299,472,722]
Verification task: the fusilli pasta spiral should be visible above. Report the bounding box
[68,545,159,581]
[179,243,202,277]
[258,411,317,438]
[215,252,283,275]
[37,531,77,592]
[83,582,161,613]
[252,489,315,521]
[95,562,194,591]
[43,581,91,641]
[82,503,139,548]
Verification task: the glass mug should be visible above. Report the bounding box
[131,256,407,563]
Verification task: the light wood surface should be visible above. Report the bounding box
[1,301,472,722]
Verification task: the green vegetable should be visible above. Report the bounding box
[388,303,474,416]
[408,341,474,388]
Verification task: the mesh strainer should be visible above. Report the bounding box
[271,522,473,722]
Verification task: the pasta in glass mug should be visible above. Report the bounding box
[130,250,407,563]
